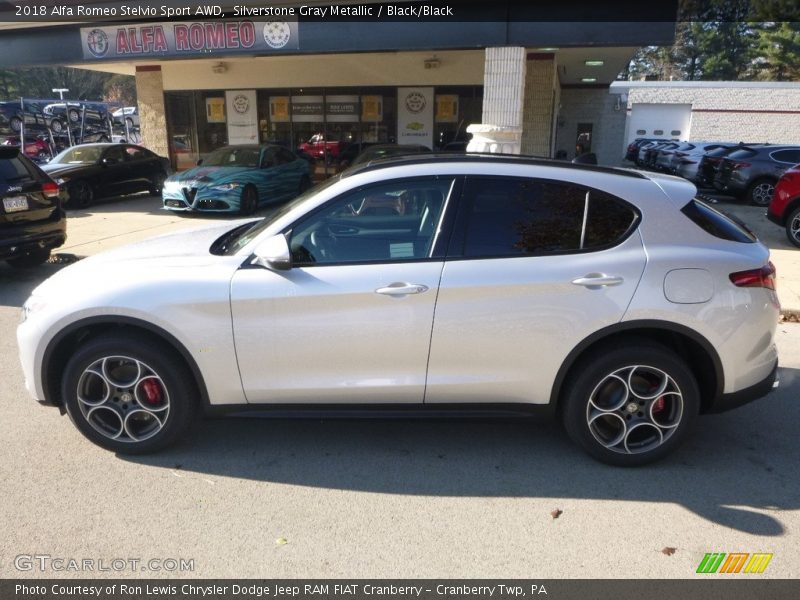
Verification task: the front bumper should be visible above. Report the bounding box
[162,187,238,213]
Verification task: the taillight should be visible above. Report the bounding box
[41,181,59,198]
[730,262,776,291]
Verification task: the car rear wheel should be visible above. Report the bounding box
[67,180,94,208]
[10,116,21,132]
[62,333,198,454]
[6,247,50,268]
[238,185,258,216]
[785,206,800,248]
[562,341,699,466]
[68,108,80,123]
[748,178,777,207]
[50,119,64,133]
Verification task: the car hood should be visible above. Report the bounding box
[167,165,255,187]
[32,220,255,298]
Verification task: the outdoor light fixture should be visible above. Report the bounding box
[581,77,597,83]
[584,60,604,67]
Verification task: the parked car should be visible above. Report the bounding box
[625,138,666,163]
[335,142,376,172]
[43,101,111,133]
[162,143,312,215]
[672,142,732,181]
[767,164,800,247]
[297,133,348,162]
[112,106,139,129]
[643,141,679,170]
[350,143,431,166]
[714,144,800,205]
[695,144,743,188]
[635,140,670,167]
[0,100,51,134]
[41,143,170,208]
[653,141,688,172]
[18,155,779,466]
[1,146,65,267]
[2,134,53,162]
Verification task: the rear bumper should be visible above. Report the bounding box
[0,211,66,260]
[708,360,779,413]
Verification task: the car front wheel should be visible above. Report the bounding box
[238,185,258,216]
[61,333,198,454]
[562,341,699,466]
[748,178,776,207]
[785,206,800,248]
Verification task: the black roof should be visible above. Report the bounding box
[343,153,648,179]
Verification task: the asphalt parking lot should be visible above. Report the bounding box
[1,193,799,579]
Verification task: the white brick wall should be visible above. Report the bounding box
[626,85,800,146]
[556,88,627,166]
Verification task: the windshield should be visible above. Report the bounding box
[202,146,261,168]
[212,175,342,256]
[52,146,103,164]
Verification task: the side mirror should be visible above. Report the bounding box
[252,233,292,270]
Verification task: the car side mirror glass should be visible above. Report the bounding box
[252,233,292,270]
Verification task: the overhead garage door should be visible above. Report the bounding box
[627,103,692,145]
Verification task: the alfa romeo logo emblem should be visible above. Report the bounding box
[233,94,249,114]
[263,21,291,49]
[86,29,109,58]
[405,92,426,114]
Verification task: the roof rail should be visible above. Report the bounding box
[343,152,648,179]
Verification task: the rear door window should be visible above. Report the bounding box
[456,177,639,258]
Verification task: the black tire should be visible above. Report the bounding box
[298,175,312,195]
[747,178,777,207]
[68,108,80,123]
[149,171,167,196]
[238,185,258,216]
[61,333,199,454]
[50,119,63,134]
[561,341,700,467]
[6,247,50,268]
[785,205,800,248]
[9,116,21,132]
[67,180,94,208]
[125,117,135,130]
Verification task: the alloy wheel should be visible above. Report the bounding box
[76,356,170,443]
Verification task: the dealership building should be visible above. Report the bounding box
[0,1,679,169]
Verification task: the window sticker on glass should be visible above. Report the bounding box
[390,242,415,258]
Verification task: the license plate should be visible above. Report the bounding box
[3,195,28,212]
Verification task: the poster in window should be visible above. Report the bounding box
[225,90,258,145]
[436,95,459,123]
[397,87,433,149]
[270,96,290,122]
[205,97,226,123]
[361,95,383,121]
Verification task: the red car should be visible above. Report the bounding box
[2,135,52,161]
[767,164,800,247]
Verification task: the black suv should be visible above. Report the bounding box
[714,144,800,206]
[0,147,66,267]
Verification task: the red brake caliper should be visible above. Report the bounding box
[652,395,666,415]
[141,379,163,406]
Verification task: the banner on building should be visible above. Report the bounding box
[269,96,290,122]
[81,20,299,60]
[398,87,434,149]
[291,96,324,123]
[436,94,459,122]
[226,90,258,145]
[326,95,359,123]
[361,95,383,121]
[205,97,226,123]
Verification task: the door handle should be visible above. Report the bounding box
[571,273,624,288]
[375,282,429,296]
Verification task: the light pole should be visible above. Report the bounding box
[52,88,69,100]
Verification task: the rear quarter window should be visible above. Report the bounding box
[727,148,757,160]
[681,199,756,243]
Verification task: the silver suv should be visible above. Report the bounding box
[17,155,779,466]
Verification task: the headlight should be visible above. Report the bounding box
[20,297,48,323]
[209,182,241,192]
